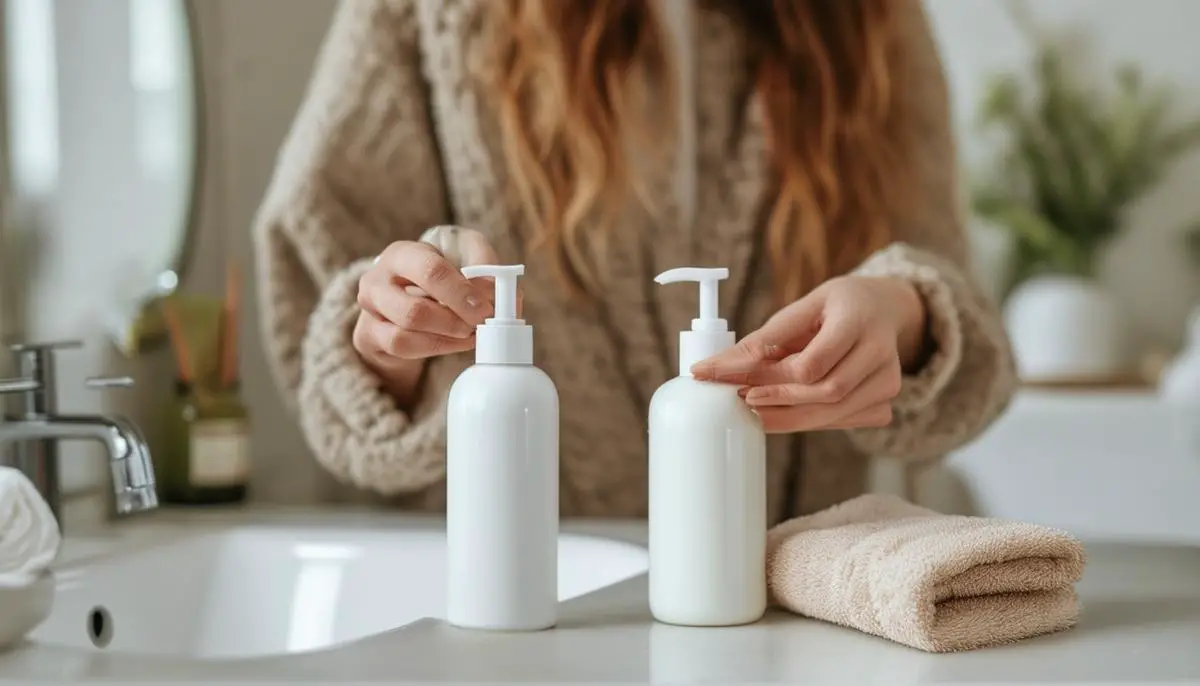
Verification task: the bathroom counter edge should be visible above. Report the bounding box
[1,505,1197,684]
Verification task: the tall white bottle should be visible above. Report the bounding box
[648,267,768,627]
[446,264,560,631]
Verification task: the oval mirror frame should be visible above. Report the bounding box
[111,0,206,357]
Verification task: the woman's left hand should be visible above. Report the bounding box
[691,276,928,434]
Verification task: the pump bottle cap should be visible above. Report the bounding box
[461,264,532,365]
[654,267,736,377]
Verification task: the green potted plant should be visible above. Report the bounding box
[972,34,1200,383]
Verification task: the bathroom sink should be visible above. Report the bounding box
[30,525,648,659]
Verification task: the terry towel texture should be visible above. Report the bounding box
[767,494,1086,653]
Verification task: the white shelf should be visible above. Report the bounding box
[943,388,1200,544]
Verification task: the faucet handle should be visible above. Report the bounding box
[86,376,135,390]
[9,340,83,353]
[8,340,83,368]
[0,377,40,394]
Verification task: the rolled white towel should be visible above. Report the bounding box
[0,467,61,582]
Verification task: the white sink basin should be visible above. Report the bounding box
[31,525,648,659]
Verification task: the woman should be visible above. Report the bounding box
[254,0,1016,521]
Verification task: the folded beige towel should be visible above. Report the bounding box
[767,494,1086,653]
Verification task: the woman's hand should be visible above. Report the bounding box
[353,227,502,408]
[691,276,928,434]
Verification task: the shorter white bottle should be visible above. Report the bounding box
[648,267,768,627]
[446,264,560,631]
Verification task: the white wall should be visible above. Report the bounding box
[194,0,341,504]
[928,0,1200,349]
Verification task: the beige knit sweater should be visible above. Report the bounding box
[253,0,1017,522]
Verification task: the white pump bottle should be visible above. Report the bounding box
[446,264,560,631]
[648,267,768,627]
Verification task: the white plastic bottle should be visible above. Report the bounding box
[648,267,768,627]
[446,264,560,631]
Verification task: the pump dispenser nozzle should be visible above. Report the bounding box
[654,267,736,376]
[461,264,532,365]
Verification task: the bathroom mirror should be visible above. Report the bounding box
[0,0,203,355]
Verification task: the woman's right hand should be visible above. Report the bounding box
[353,227,499,407]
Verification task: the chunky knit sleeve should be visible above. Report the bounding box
[252,0,461,494]
[844,0,1017,461]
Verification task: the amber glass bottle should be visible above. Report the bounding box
[159,381,250,504]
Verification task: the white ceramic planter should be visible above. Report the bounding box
[1003,275,1129,382]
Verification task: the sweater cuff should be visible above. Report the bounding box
[297,257,449,494]
[853,243,964,413]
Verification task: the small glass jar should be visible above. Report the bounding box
[160,380,251,505]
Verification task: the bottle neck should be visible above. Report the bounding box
[678,329,735,377]
[475,322,534,365]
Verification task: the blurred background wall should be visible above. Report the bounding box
[1,0,1198,537]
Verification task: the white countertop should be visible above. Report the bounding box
[1,507,1199,684]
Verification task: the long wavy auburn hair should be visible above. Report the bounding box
[481,0,915,306]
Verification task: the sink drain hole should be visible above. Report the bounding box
[87,606,113,649]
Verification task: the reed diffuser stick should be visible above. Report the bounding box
[161,300,194,384]
[219,261,241,388]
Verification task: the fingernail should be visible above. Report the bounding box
[465,295,492,320]
[737,387,749,398]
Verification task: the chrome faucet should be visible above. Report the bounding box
[0,341,158,527]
